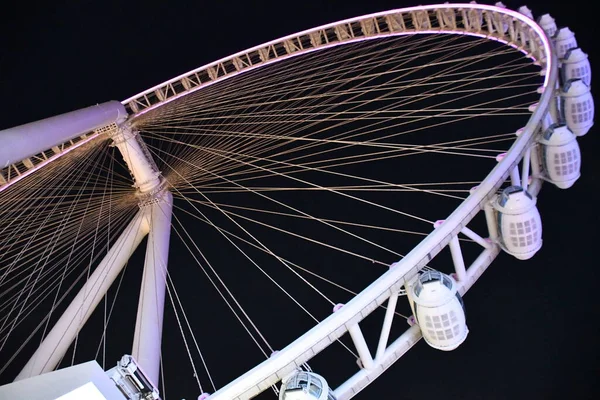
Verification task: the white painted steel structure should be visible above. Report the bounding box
[2,2,592,400]
[0,101,127,168]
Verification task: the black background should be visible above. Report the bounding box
[1,1,598,399]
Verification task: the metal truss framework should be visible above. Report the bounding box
[0,3,559,400]
[122,4,548,118]
[0,125,115,192]
[132,4,551,399]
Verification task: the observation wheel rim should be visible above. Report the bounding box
[152,3,555,399]
[0,3,563,400]
[122,3,552,118]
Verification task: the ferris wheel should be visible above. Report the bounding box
[0,2,595,400]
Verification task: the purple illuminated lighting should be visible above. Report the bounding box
[122,3,554,118]
[0,134,101,194]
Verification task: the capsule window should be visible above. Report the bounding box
[569,65,590,83]
[531,218,539,240]
[442,314,450,327]
[450,310,458,324]
[560,43,575,56]
[570,100,593,124]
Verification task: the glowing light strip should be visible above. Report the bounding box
[122,3,552,118]
[0,134,101,194]
[195,4,556,399]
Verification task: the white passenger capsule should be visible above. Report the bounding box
[408,270,468,351]
[537,14,557,38]
[561,48,591,86]
[538,124,581,189]
[280,370,336,400]
[516,5,534,44]
[494,186,542,260]
[554,27,578,59]
[561,79,594,136]
[518,6,534,19]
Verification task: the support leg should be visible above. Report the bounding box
[375,292,399,361]
[484,202,499,243]
[132,191,173,387]
[509,166,520,187]
[347,323,374,370]
[16,210,149,380]
[521,148,531,191]
[448,236,467,282]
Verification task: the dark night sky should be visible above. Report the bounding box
[1,1,599,399]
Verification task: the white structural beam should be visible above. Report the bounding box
[460,227,492,249]
[334,325,422,400]
[132,191,173,387]
[109,126,161,193]
[521,147,532,191]
[122,4,550,117]
[5,3,555,398]
[509,166,521,187]
[374,292,399,361]
[448,236,467,282]
[347,324,374,370]
[333,244,502,400]
[0,101,127,168]
[15,210,150,380]
[206,2,556,395]
[0,133,103,193]
[484,202,500,243]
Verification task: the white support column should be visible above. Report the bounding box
[495,153,520,187]
[334,325,422,400]
[110,125,161,193]
[509,166,520,187]
[131,191,173,387]
[527,143,545,196]
[16,210,150,380]
[347,323,374,370]
[375,291,399,361]
[530,145,541,177]
[448,236,467,282]
[0,101,127,168]
[521,147,531,191]
[550,83,561,125]
[484,201,499,243]
[460,226,492,249]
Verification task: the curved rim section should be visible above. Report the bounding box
[116,3,557,399]
[122,3,550,118]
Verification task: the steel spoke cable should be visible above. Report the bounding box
[151,148,408,262]
[0,206,138,375]
[0,144,114,351]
